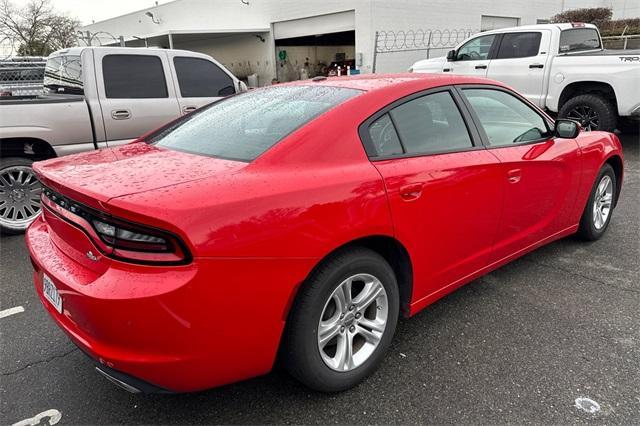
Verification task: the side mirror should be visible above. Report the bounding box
[446,49,456,61]
[555,119,580,139]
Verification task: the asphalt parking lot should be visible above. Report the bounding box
[1,133,638,425]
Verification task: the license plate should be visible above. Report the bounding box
[43,274,63,314]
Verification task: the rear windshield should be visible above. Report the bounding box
[559,28,601,53]
[43,55,83,95]
[152,85,361,162]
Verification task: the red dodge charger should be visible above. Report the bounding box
[27,74,623,393]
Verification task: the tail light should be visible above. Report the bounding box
[42,187,190,265]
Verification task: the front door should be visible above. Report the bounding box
[363,88,504,303]
[486,31,552,107]
[166,53,238,116]
[458,86,581,262]
[446,33,499,77]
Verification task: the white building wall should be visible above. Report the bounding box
[82,0,575,82]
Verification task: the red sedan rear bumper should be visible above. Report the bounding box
[26,215,315,392]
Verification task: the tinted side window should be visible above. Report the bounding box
[368,114,403,156]
[388,91,473,155]
[463,89,549,146]
[496,32,542,59]
[103,55,168,99]
[173,57,235,97]
[456,34,496,61]
[559,28,601,53]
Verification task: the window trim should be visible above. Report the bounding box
[493,31,543,60]
[454,84,555,148]
[102,54,169,99]
[172,56,236,98]
[358,86,485,161]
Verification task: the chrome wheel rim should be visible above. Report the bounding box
[567,106,599,131]
[0,165,42,229]
[592,175,613,230]
[317,273,388,372]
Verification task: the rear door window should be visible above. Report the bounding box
[103,55,168,99]
[496,32,542,59]
[173,57,235,97]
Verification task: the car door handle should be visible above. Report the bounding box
[399,183,423,201]
[443,68,451,72]
[529,64,544,69]
[507,169,522,184]
[182,106,197,114]
[111,109,131,120]
[475,65,487,69]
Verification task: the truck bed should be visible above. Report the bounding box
[0,94,85,105]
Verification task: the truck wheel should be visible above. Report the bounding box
[617,118,639,134]
[282,247,399,392]
[0,157,42,235]
[559,94,617,132]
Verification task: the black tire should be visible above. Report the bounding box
[559,94,617,132]
[577,163,616,241]
[617,118,639,135]
[282,247,400,392]
[0,157,41,235]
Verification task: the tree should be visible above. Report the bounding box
[0,0,80,56]
[549,7,612,27]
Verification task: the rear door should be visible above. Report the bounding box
[94,49,181,145]
[166,53,238,116]
[486,30,552,107]
[361,87,504,303]
[458,86,581,263]
[446,33,499,77]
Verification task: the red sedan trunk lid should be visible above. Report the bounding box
[33,142,247,210]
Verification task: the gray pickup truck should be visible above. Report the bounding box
[0,46,244,233]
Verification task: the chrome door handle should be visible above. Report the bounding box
[182,106,197,114]
[111,109,131,120]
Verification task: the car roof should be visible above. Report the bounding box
[283,73,504,92]
[481,22,598,36]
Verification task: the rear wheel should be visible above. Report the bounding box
[559,94,617,132]
[577,164,616,241]
[0,157,42,235]
[282,247,399,392]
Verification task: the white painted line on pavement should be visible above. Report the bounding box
[11,409,62,426]
[0,306,25,319]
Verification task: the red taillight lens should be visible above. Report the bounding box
[42,187,190,265]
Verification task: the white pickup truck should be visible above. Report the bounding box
[0,46,244,233]
[410,23,640,133]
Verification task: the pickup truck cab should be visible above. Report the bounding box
[0,46,243,233]
[410,23,640,133]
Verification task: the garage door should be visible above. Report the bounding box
[480,15,520,31]
[273,10,355,40]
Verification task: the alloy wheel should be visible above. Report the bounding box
[0,166,42,230]
[567,105,599,131]
[317,273,389,372]
[592,175,613,230]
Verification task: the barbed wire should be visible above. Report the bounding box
[375,28,478,53]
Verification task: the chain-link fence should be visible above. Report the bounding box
[372,28,477,73]
[0,57,46,96]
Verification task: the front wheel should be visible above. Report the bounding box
[0,157,43,234]
[282,247,399,392]
[577,164,616,241]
